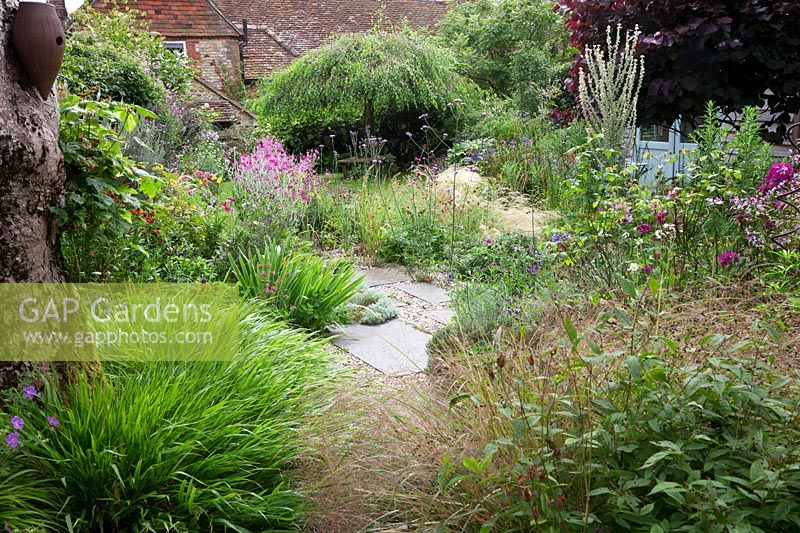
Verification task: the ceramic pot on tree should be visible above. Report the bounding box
[11,0,65,99]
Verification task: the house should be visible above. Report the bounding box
[56,0,450,125]
[212,0,450,84]
[635,112,799,182]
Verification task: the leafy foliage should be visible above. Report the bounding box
[453,233,543,295]
[62,5,194,105]
[58,96,163,251]
[551,105,790,288]
[379,172,489,270]
[558,0,800,135]
[126,97,224,172]
[441,298,800,531]
[253,30,479,161]
[452,116,585,204]
[230,241,363,331]
[437,0,572,115]
[0,310,336,531]
[61,40,164,107]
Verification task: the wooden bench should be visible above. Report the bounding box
[337,155,386,177]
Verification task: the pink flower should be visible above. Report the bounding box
[636,223,653,234]
[717,251,741,268]
[759,163,795,193]
[641,265,654,273]
[655,210,667,224]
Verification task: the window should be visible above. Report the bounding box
[640,123,671,143]
[164,41,187,56]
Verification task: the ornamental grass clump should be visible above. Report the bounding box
[431,290,800,531]
[232,138,323,238]
[0,308,337,531]
[230,240,363,331]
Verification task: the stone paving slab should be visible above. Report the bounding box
[396,282,451,305]
[331,319,431,376]
[355,266,412,287]
[427,307,456,325]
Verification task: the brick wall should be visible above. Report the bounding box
[187,38,241,92]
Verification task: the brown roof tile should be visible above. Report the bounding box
[241,31,297,80]
[92,0,241,39]
[216,0,450,80]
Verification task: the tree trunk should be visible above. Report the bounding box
[0,0,68,389]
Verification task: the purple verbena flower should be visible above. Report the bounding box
[47,416,60,428]
[5,433,19,449]
[22,385,37,399]
[10,416,23,430]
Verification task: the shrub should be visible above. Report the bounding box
[232,138,322,240]
[63,5,193,104]
[126,98,226,172]
[454,117,585,205]
[58,97,164,257]
[61,41,164,107]
[558,0,800,136]
[230,241,363,331]
[437,0,572,115]
[554,106,786,288]
[453,233,545,295]
[437,294,800,531]
[432,284,523,350]
[253,29,479,162]
[380,169,491,269]
[0,310,337,530]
